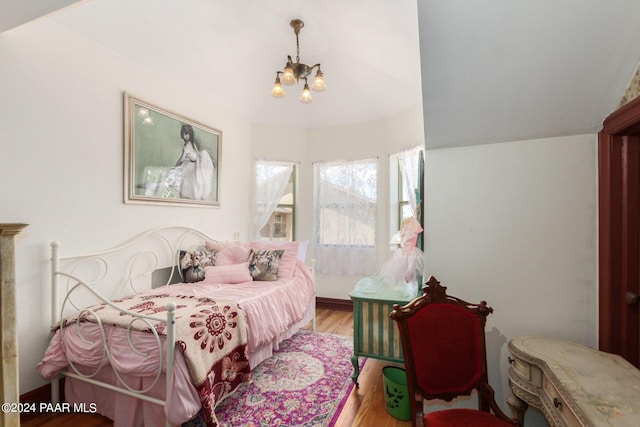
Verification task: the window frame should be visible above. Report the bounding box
[258,163,297,241]
[389,147,425,247]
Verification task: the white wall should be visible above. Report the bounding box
[424,134,597,425]
[1,20,253,393]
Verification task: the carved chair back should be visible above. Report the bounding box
[390,276,519,426]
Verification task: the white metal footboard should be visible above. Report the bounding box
[49,226,217,427]
[51,271,176,402]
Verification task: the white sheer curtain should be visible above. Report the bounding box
[313,158,378,275]
[252,160,294,239]
[397,147,422,216]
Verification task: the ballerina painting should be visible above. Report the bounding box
[125,94,221,207]
[174,124,216,200]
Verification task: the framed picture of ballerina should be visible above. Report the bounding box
[124,93,221,207]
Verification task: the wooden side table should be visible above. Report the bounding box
[349,277,416,386]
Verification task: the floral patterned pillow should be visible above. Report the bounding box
[247,241,299,279]
[248,249,284,281]
[179,248,216,283]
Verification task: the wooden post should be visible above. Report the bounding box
[0,223,28,427]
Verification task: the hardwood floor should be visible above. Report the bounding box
[23,308,410,426]
[315,308,410,427]
[22,412,113,427]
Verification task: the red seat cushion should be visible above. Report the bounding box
[424,408,514,427]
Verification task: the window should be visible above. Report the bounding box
[259,168,295,241]
[398,165,414,224]
[273,214,286,238]
[390,147,424,247]
[313,158,378,275]
[254,161,296,241]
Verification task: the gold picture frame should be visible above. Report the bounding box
[124,93,221,207]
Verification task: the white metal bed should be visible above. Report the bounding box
[42,226,316,426]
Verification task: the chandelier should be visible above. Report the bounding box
[271,19,326,103]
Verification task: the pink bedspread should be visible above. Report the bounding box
[37,261,315,426]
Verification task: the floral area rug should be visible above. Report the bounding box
[184,329,363,427]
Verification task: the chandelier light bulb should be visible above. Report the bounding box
[300,82,313,104]
[312,70,326,92]
[282,66,296,85]
[271,83,284,98]
[271,75,285,97]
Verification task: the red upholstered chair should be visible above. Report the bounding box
[390,276,520,427]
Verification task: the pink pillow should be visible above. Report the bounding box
[205,241,250,265]
[247,241,299,279]
[205,240,236,252]
[203,263,252,284]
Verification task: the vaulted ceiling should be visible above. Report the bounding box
[3,0,640,148]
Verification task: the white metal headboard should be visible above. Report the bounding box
[51,226,217,321]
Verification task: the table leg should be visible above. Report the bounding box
[351,354,360,387]
[507,391,527,426]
